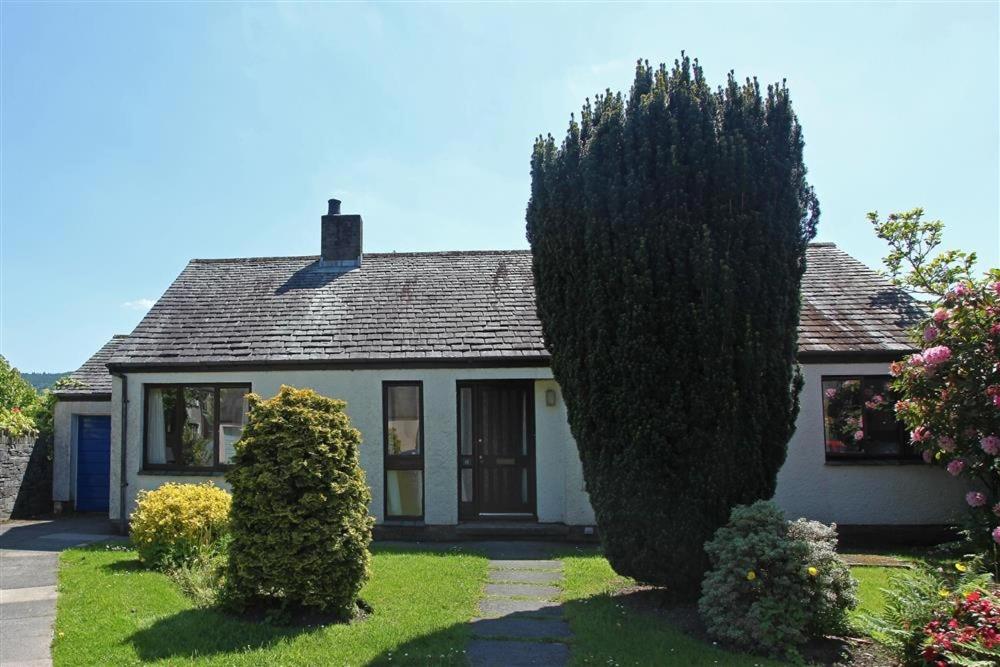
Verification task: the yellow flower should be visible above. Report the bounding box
[746,570,757,581]
[938,589,950,598]
[807,566,819,577]
[955,562,968,572]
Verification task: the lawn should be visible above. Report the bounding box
[54,541,906,667]
[53,543,487,666]
[558,552,786,666]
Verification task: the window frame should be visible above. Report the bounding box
[821,374,917,463]
[142,382,252,472]
[382,380,425,520]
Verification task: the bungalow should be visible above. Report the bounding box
[53,199,968,537]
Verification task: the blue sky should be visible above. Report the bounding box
[2,2,998,372]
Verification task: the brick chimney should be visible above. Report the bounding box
[320,198,362,270]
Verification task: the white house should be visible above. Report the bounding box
[53,199,968,537]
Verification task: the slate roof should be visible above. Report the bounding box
[56,335,129,398]
[108,244,922,369]
[800,243,924,356]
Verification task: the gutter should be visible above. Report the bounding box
[110,371,128,535]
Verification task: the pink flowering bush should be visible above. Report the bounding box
[872,209,1000,570]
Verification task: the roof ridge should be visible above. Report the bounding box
[189,249,533,263]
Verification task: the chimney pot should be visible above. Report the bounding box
[328,198,341,215]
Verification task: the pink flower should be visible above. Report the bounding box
[911,426,932,442]
[824,388,837,399]
[947,459,965,476]
[939,436,956,452]
[950,282,972,298]
[854,430,865,442]
[923,345,952,366]
[966,491,987,508]
[889,361,904,377]
[933,307,950,323]
[922,449,933,463]
[990,323,1000,336]
[993,526,1000,545]
[994,395,1000,408]
[992,281,1000,297]
[908,353,925,367]
[923,326,938,342]
[981,435,1000,455]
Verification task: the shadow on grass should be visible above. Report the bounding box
[128,607,323,661]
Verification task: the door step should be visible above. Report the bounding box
[454,522,570,539]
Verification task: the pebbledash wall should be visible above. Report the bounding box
[109,367,592,526]
[52,399,113,509]
[775,361,967,525]
[109,361,968,527]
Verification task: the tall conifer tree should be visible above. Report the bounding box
[526,56,818,597]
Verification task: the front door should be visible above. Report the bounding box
[457,381,536,520]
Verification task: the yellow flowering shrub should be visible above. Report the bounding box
[130,482,231,569]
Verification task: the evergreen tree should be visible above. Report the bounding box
[526,56,818,598]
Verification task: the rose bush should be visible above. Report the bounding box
[871,209,1000,569]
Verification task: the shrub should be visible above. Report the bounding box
[787,518,858,635]
[169,537,230,608]
[129,482,231,569]
[861,561,996,665]
[224,386,373,620]
[698,501,856,659]
[0,406,36,438]
[871,209,1000,571]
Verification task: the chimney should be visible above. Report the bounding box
[320,198,362,270]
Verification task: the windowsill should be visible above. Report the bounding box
[138,468,228,477]
[381,519,426,526]
[825,459,926,467]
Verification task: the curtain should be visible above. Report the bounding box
[147,389,167,464]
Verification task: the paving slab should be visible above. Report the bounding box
[0,599,57,621]
[488,568,562,584]
[485,583,560,599]
[487,559,563,572]
[468,639,569,666]
[0,556,59,589]
[0,627,52,664]
[470,616,572,640]
[477,597,563,619]
[0,616,56,638]
[0,587,56,605]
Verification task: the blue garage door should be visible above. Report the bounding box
[77,415,111,512]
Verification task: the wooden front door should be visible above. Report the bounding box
[457,381,536,520]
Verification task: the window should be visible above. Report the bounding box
[822,376,914,461]
[145,384,250,470]
[383,382,424,519]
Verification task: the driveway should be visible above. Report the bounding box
[0,517,117,667]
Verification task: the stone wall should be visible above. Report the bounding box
[1,432,53,520]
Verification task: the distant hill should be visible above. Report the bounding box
[22,372,70,391]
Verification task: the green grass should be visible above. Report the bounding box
[53,543,487,666]
[850,566,896,620]
[558,553,786,666]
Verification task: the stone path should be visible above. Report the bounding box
[467,545,572,667]
[0,517,117,667]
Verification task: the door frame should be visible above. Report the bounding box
[455,379,537,522]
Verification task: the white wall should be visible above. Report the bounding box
[109,361,965,527]
[773,361,967,525]
[53,399,112,505]
[111,367,593,525]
